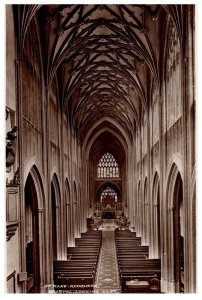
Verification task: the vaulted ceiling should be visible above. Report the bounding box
[16,4,184,145]
[43,4,160,141]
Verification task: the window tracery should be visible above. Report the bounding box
[166,21,180,82]
[100,187,118,202]
[97,152,119,178]
[165,19,182,129]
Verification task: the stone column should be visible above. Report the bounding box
[159,91,167,292]
[147,115,151,248]
[181,6,195,293]
[15,41,27,293]
[35,208,45,288]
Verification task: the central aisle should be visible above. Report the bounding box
[94,226,121,293]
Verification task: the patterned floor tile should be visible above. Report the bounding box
[94,229,121,293]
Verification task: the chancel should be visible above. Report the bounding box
[5,4,196,294]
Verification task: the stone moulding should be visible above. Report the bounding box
[6,185,20,241]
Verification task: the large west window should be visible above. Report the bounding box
[97,152,119,178]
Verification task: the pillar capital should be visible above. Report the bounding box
[33,208,44,214]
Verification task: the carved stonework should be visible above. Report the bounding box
[10,167,20,186]
[6,223,19,241]
[6,185,19,242]
[6,107,10,120]
[6,126,18,172]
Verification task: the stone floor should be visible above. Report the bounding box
[94,223,121,294]
[99,218,117,230]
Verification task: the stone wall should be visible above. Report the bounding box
[6,9,85,292]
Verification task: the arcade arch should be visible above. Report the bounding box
[24,165,45,292]
[166,164,184,293]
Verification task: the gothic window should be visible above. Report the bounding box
[166,21,180,82]
[165,19,182,128]
[100,187,118,202]
[97,152,119,178]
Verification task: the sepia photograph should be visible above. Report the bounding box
[3,1,197,295]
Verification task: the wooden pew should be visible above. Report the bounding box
[53,262,97,293]
[119,262,161,293]
[116,248,149,257]
[117,254,148,260]
[53,261,97,277]
[114,229,161,293]
[116,245,149,250]
[120,270,161,293]
[54,274,95,293]
[55,274,94,292]
[54,230,102,293]
[67,254,98,261]
[118,259,161,274]
[75,241,101,247]
[54,261,97,269]
[67,247,99,252]
[114,237,138,243]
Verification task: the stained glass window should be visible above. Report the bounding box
[100,187,118,202]
[97,152,119,178]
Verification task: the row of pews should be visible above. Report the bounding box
[53,230,102,293]
[115,229,161,293]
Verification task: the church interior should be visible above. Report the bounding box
[5,4,196,294]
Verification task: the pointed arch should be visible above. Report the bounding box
[100,186,117,201]
[166,163,184,293]
[51,174,61,207]
[152,172,161,258]
[65,178,71,205]
[65,178,71,247]
[83,118,129,158]
[136,180,141,237]
[73,180,78,203]
[143,177,148,245]
[24,164,45,292]
[96,181,121,197]
[24,163,45,210]
[73,180,79,238]
[51,173,61,260]
[95,181,122,213]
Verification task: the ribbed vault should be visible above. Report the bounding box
[15,4,185,143]
[36,4,162,141]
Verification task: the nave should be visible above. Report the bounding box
[53,219,162,294]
